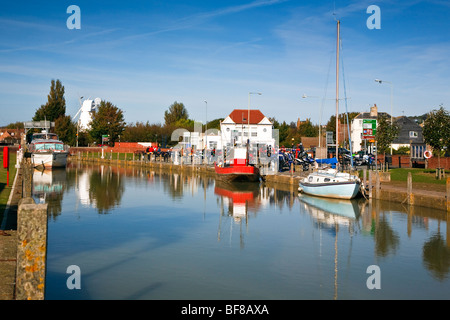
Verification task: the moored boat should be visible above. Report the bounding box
[214,147,260,182]
[29,131,69,169]
[298,20,362,200]
[298,168,361,200]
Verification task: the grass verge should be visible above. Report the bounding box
[389,168,448,185]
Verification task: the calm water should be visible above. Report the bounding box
[36,162,450,300]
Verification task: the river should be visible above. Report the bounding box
[34,162,449,300]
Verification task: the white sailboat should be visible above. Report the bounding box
[299,20,361,200]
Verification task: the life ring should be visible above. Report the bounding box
[424,150,432,159]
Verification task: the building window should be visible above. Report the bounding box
[251,132,257,137]
[409,131,418,138]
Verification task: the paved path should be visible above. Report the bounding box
[0,230,16,300]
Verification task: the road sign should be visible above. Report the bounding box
[102,134,109,144]
[362,119,377,140]
[326,131,334,145]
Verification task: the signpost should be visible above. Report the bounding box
[102,134,109,145]
[362,119,377,140]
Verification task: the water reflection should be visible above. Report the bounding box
[37,162,450,297]
[32,168,67,218]
[214,181,261,249]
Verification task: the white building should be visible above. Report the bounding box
[350,104,390,153]
[220,109,274,147]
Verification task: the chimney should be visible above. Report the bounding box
[370,104,378,117]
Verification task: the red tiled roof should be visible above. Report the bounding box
[228,109,265,124]
[0,131,13,141]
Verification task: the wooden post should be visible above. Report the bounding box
[446,177,450,213]
[376,171,380,199]
[407,172,413,205]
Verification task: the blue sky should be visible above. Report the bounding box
[1,0,449,127]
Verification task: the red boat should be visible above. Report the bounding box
[214,147,260,182]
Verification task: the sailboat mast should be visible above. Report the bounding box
[335,20,340,164]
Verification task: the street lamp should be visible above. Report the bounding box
[248,92,261,145]
[375,78,394,154]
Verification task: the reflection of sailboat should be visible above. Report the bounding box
[32,168,66,203]
[298,192,361,300]
[298,193,360,225]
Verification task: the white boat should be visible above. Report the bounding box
[299,168,361,199]
[299,20,361,200]
[29,131,69,169]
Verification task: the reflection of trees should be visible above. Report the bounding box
[162,172,215,201]
[88,168,124,214]
[422,232,450,281]
[374,214,400,257]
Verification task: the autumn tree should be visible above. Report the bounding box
[33,79,66,122]
[89,100,126,146]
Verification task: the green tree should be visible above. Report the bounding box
[89,100,126,146]
[55,115,77,146]
[33,79,66,122]
[375,114,399,156]
[164,101,189,126]
[5,122,24,129]
[273,120,290,146]
[422,105,450,166]
[325,112,359,144]
[204,118,224,131]
[122,121,166,144]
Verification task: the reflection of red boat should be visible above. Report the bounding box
[214,185,256,203]
[214,180,260,217]
[214,147,260,182]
